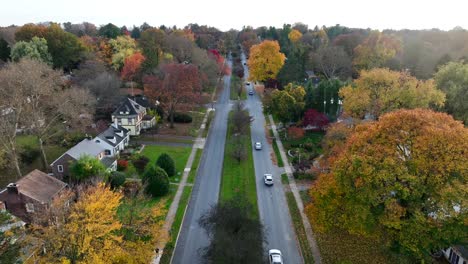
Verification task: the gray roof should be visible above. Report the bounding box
[96,125,129,147]
[101,157,116,168]
[112,97,145,117]
[65,138,105,160]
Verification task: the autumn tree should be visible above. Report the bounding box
[32,183,126,263]
[109,35,137,71]
[339,68,445,119]
[288,29,303,43]
[144,63,202,128]
[121,52,145,85]
[14,23,47,41]
[306,109,468,260]
[434,61,468,124]
[10,36,52,64]
[247,40,286,83]
[353,31,401,70]
[269,83,306,123]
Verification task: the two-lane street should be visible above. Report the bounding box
[243,53,303,263]
[172,59,232,264]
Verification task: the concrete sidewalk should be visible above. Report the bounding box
[269,115,322,264]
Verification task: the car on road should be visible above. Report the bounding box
[264,174,273,186]
[269,249,283,264]
[248,90,254,95]
[255,142,262,150]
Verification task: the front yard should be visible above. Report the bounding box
[140,145,191,183]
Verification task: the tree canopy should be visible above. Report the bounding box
[10,36,52,64]
[247,40,286,82]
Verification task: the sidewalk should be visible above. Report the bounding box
[269,115,322,264]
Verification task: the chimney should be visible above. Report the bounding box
[7,183,18,194]
[113,118,118,128]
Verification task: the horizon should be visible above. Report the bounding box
[2,0,468,31]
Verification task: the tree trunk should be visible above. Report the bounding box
[39,137,49,172]
[10,143,22,179]
[170,109,175,129]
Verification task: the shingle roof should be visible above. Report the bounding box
[65,139,106,160]
[16,170,67,203]
[96,125,129,147]
[128,95,153,108]
[101,157,116,168]
[112,97,145,116]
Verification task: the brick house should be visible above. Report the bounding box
[0,170,67,223]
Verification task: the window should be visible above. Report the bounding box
[128,118,133,125]
[57,165,63,172]
[105,149,111,155]
[25,203,35,213]
[117,118,122,125]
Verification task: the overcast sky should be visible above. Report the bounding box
[2,0,467,31]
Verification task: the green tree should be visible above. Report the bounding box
[270,83,306,123]
[434,61,468,124]
[98,23,122,39]
[108,35,137,71]
[156,153,176,177]
[0,38,10,61]
[109,171,126,189]
[339,68,445,119]
[307,109,468,260]
[139,28,166,72]
[70,155,106,182]
[142,166,170,197]
[45,23,86,69]
[10,37,52,64]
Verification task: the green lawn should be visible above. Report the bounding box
[220,112,258,217]
[281,174,315,264]
[141,145,191,183]
[187,149,203,183]
[272,138,284,167]
[159,185,193,264]
[189,111,206,137]
[229,76,246,100]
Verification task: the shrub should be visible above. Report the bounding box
[132,155,150,174]
[287,126,305,140]
[293,171,318,180]
[156,153,176,177]
[121,180,142,197]
[20,145,40,164]
[168,112,192,123]
[109,171,126,189]
[142,166,170,197]
[117,159,129,171]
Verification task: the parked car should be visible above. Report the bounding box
[269,249,283,264]
[255,142,262,150]
[264,174,273,186]
[248,90,254,95]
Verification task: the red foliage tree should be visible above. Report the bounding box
[117,159,129,171]
[144,63,202,128]
[121,52,145,82]
[303,109,329,131]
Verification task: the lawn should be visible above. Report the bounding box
[229,75,246,100]
[187,149,203,183]
[220,112,258,216]
[281,174,315,264]
[141,145,191,183]
[272,138,284,167]
[281,131,325,150]
[159,185,193,264]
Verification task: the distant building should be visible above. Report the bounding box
[444,246,468,264]
[111,97,155,136]
[0,170,67,223]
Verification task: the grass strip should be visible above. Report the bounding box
[272,138,284,167]
[187,149,203,184]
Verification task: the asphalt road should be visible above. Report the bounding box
[172,59,232,264]
[243,53,303,263]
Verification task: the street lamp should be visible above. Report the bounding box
[323,100,327,115]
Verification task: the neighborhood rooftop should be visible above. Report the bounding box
[113,97,144,116]
[60,138,105,160]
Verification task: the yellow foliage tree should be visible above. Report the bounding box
[339,68,445,119]
[288,29,302,43]
[247,40,286,82]
[352,31,401,70]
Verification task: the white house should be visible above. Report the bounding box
[111,97,155,136]
[93,122,129,157]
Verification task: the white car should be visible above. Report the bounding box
[264,174,273,186]
[248,90,254,95]
[255,142,262,150]
[269,249,283,264]
[246,81,251,85]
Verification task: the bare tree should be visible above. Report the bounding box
[230,135,247,163]
[310,46,352,80]
[232,101,251,135]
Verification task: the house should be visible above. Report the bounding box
[93,122,130,157]
[305,70,320,85]
[444,246,468,264]
[0,170,67,223]
[111,97,156,136]
[50,138,117,180]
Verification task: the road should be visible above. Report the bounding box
[172,59,232,264]
[243,53,303,263]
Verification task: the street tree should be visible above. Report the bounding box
[247,40,286,82]
[199,197,265,264]
[434,61,468,124]
[306,109,468,260]
[144,63,202,128]
[10,36,52,64]
[339,68,445,119]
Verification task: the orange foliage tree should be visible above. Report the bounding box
[306,109,468,260]
[121,52,145,83]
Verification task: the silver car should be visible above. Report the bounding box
[264,174,273,186]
